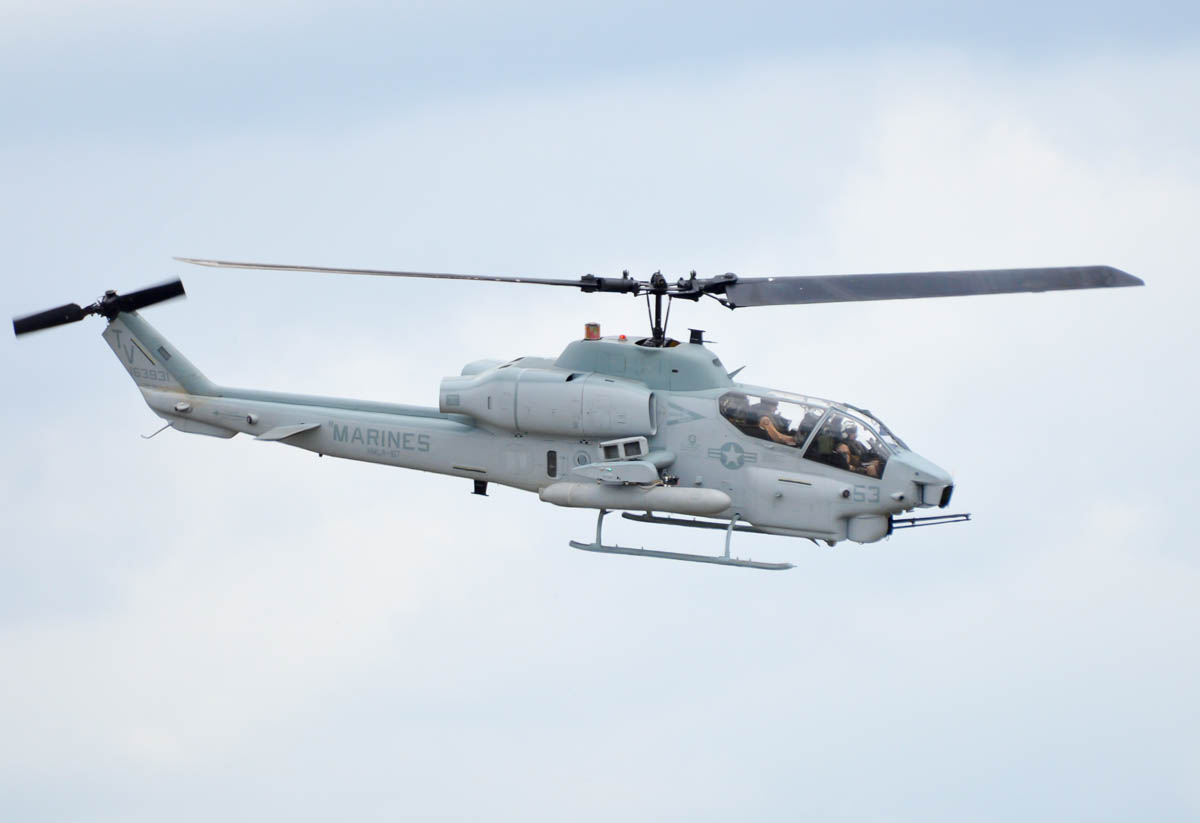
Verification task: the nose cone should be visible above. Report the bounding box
[889,450,954,507]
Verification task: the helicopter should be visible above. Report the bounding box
[13,260,1143,570]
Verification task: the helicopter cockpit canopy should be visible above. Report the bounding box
[718,391,829,448]
[802,409,890,478]
[718,390,898,479]
[841,403,908,451]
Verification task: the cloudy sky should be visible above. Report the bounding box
[3,3,1198,820]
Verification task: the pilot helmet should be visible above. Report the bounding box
[720,392,749,414]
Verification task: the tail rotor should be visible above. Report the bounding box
[13,280,186,336]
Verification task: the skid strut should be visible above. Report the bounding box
[569,509,793,571]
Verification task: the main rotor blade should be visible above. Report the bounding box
[176,257,589,288]
[722,265,1143,308]
[13,303,87,336]
[116,279,186,313]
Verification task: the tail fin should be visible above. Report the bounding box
[102,311,216,396]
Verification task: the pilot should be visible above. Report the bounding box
[842,422,867,460]
[719,392,748,417]
[793,409,822,447]
[860,455,883,478]
[719,392,759,436]
[830,441,853,470]
[749,397,795,446]
[842,422,884,477]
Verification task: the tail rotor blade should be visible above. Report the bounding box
[115,279,185,313]
[13,279,187,338]
[13,303,88,336]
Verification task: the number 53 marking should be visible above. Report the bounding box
[852,485,880,503]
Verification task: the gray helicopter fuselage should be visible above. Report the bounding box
[107,312,950,545]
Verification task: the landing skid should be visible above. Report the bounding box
[568,510,793,571]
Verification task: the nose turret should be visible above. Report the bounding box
[888,450,955,508]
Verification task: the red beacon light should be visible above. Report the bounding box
[584,322,601,340]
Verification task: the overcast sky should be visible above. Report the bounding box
[3,3,1198,821]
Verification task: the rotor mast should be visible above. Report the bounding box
[648,272,669,346]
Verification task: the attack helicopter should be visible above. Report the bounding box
[14,260,1143,570]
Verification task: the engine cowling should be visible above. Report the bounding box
[439,365,656,437]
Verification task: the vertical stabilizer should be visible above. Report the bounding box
[102,312,215,395]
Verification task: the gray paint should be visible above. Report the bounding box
[113,314,954,547]
[554,338,733,391]
[724,265,1144,307]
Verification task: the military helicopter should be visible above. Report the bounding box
[13,260,1143,570]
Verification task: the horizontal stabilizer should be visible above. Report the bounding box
[255,422,321,441]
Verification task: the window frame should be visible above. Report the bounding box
[802,409,892,477]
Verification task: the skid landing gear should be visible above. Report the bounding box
[568,510,793,571]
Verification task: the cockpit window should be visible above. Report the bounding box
[804,412,889,478]
[843,403,908,450]
[718,392,828,449]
